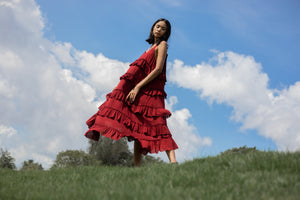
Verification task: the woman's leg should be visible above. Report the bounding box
[166,150,177,163]
[134,140,142,166]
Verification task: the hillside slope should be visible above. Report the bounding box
[0,149,299,200]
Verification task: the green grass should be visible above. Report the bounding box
[0,150,299,200]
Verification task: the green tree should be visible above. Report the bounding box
[0,148,16,169]
[21,159,43,170]
[88,136,163,166]
[51,150,99,169]
[89,137,133,166]
[143,154,164,165]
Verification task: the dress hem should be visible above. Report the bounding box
[85,127,178,155]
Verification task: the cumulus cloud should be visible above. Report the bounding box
[73,50,130,93]
[165,96,212,161]
[50,42,130,93]
[169,51,300,151]
[0,125,17,146]
[0,125,16,137]
[0,0,126,168]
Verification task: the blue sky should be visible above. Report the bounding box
[38,0,300,86]
[36,0,299,150]
[1,0,300,168]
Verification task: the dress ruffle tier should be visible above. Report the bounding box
[84,45,178,154]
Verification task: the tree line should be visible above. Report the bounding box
[0,136,163,170]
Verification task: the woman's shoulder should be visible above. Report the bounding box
[156,41,168,52]
[158,41,168,48]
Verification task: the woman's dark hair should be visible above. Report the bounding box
[146,18,171,45]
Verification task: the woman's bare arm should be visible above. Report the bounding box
[126,41,168,103]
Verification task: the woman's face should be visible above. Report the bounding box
[153,21,167,39]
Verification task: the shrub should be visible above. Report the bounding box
[0,148,16,169]
[51,150,99,169]
[21,159,43,170]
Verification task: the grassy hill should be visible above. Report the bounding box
[0,149,299,200]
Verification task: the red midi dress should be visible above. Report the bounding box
[84,45,178,154]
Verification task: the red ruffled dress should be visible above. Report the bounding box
[84,45,178,154]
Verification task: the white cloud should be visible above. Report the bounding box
[73,50,130,93]
[0,79,16,99]
[0,50,24,69]
[50,42,75,66]
[169,51,300,151]
[0,0,125,169]
[0,125,17,146]
[165,96,212,162]
[0,0,44,50]
[50,42,130,93]
[0,125,16,137]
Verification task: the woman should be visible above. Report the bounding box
[85,18,178,166]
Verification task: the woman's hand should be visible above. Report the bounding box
[126,86,140,104]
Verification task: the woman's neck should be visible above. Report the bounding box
[154,37,158,44]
